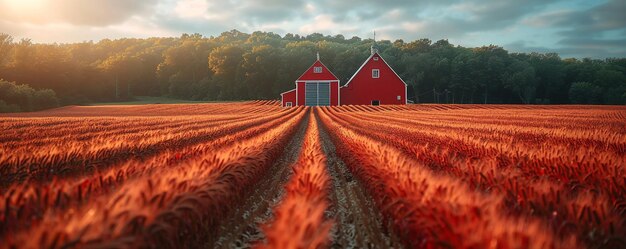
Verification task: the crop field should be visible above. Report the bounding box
[1,101,625,249]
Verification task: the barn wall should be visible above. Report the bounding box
[296,81,305,106]
[281,90,296,107]
[340,86,350,105]
[341,53,406,105]
[280,55,408,106]
[296,80,340,106]
[331,82,339,106]
[297,61,339,81]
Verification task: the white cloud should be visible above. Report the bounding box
[0,0,624,58]
[400,22,426,33]
[174,0,210,19]
[304,3,316,13]
[299,14,337,34]
[0,0,158,26]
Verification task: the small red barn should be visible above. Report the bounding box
[281,48,406,107]
[340,48,407,105]
[280,54,340,107]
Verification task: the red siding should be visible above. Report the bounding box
[331,82,339,106]
[296,81,339,106]
[290,60,341,106]
[341,53,406,105]
[281,89,296,107]
[280,53,405,107]
[297,61,339,81]
[340,86,349,104]
[296,82,305,106]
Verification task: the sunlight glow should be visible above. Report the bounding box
[174,0,209,19]
[4,0,46,11]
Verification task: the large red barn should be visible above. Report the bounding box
[281,47,407,107]
[280,53,340,107]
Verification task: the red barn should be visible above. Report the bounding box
[281,47,406,107]
[340,48,407,105]
[280,53,340,107]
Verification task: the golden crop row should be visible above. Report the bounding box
[258,110,333,248]
[318,106,625,248]
[1,103,305,248]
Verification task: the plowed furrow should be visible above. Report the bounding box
[208,111,310,248]
[315,110,401,249]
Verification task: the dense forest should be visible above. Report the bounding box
[0,30,625,108]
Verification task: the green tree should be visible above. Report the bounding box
[157,36,213,98]
[0,33,13,67]
[242,45,283,99]
[504,60,537,104]
[569,82,602,104]
[98,53,142,99]
[450,49,474,103]
[33,89,60,110]
[208,45,245,100]
[0,100,20,112]
[526,53,565,103]
[593,69,626,104]
[0,79,59,112]
[0,30,624,106]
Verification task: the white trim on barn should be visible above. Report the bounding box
[294,58,341,82]
[280,88,296,107]
[342,51,407,105]
[337,81,341,106]
[405,84,408,104]
[298,80,339,82]
[339,84,347,106]
[316,60,341,81]
[343,52,407,87]
[376,52,408,88]
[280,89,296,95]
[344,53,374,87]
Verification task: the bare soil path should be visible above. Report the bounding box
[205,109,403,248]
[315,109,402,249]
[207,112,310,248]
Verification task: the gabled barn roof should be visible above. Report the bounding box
[280,88,296,95]
[342,52,407,87]
[296,59,340,81]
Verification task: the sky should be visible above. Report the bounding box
[0,0,624,58]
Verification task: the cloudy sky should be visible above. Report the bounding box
[0,0,624,58]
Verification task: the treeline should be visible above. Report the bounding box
[0,31,625,105]
[0,80,59,112]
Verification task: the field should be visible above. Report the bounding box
[1,101,625,249]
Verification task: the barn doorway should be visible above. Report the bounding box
[371,100,380,106]
[305,82,331,106]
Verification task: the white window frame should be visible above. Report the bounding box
[286,102,292,107]
[397,95,401,100]
[373,56,379,61]
[314,67,322,73]
[372,69,380,78]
